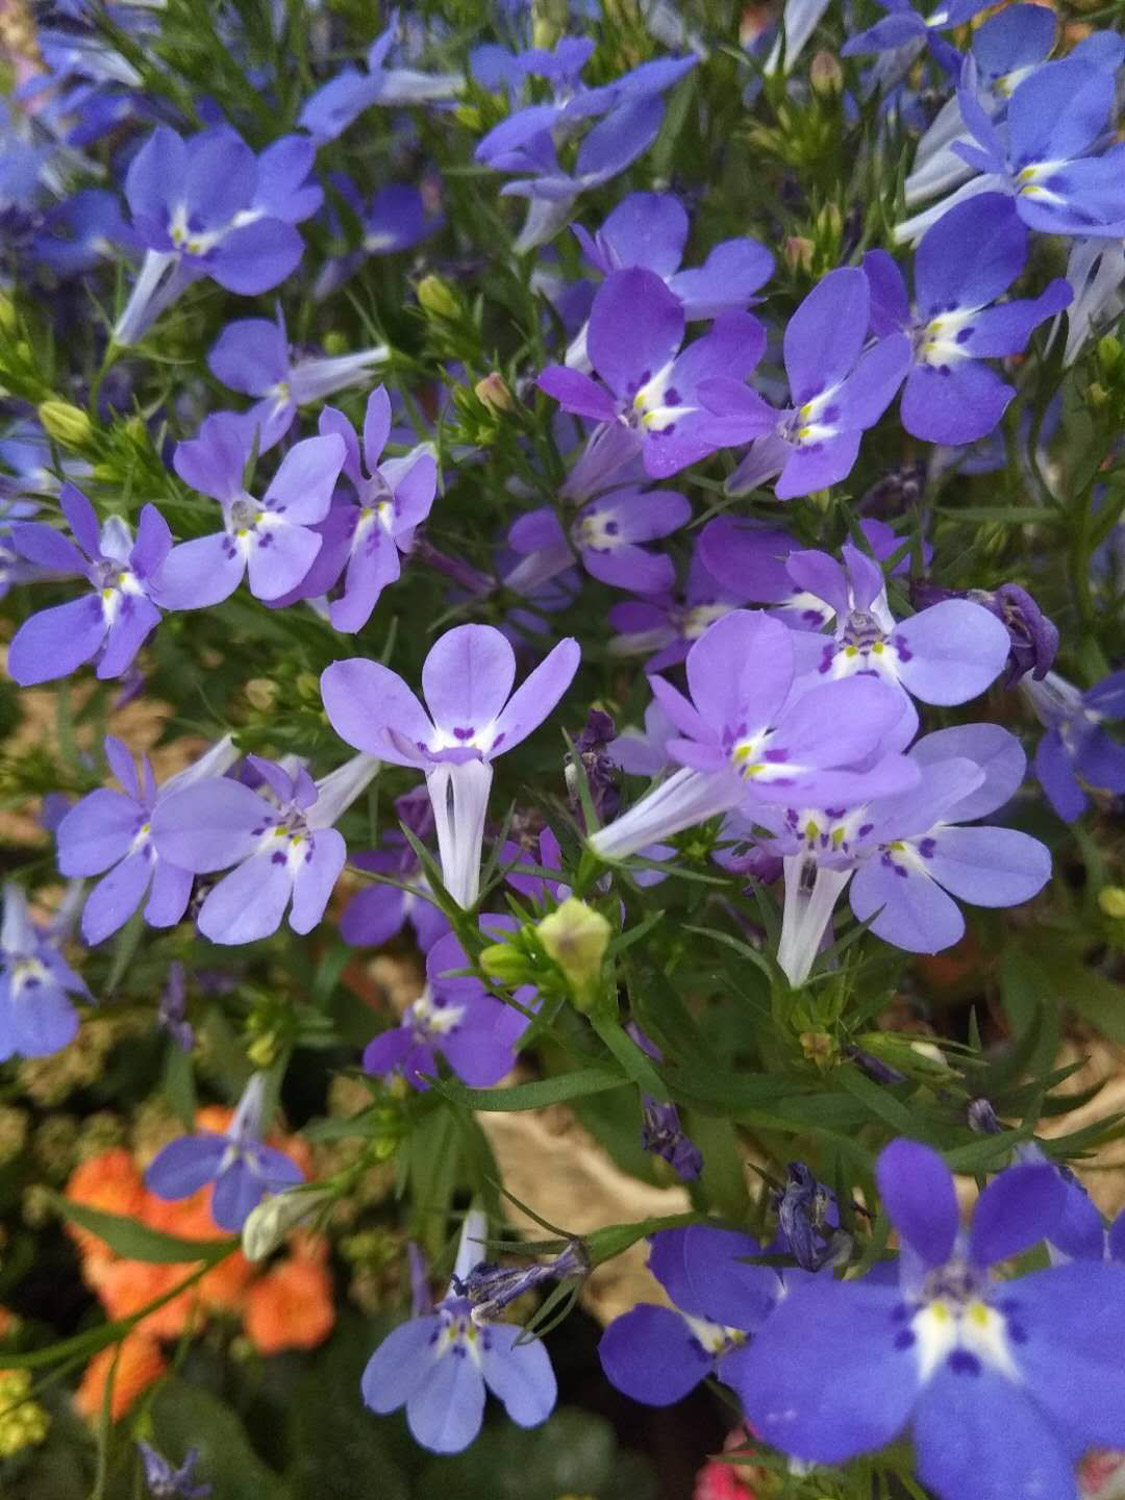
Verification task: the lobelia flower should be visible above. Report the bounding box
[136,1441,211,1500]
[0,882,87,1060]
[298,18,462,142]
[599,1225,787,1406]
[154,416,345,610]
[564,191,773,366]
[627,1025,703,1181]
[113,125,322,346]
[700,268,911,500]
[151,751,379,945]
[841,0,994,78]
[863,194,1072,444]
[505,485,691,597]
[1024,671,1125,822]
[321,624,580,908]
[313,181,444,301]
[607,543,756,674]
[32,187,137,278]
[158,961,194,1053]
[782,540,1012,733]
[361,1208,557,1454]
[589,610,918,863]
[539,267,766,480]
[8,484,172,686]
[363,925,535,1091]
[269,387,438,633]
[727,1139,1125,1500]
[566,707,622,826]
[455,1238,588,1324]
[895,55,1125,244]
[341,788,449,953]
[145,1073,304,1233]
[913,580,1059,688]
[55,733,238,945]
[207,308,389,454]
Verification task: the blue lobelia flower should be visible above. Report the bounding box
[363,924,534,1092]
[361,1209,557,1454]
[151,751,378,945]
[146,1072,304,1233]
[341,787,449,954]
[588,610,918,863]
[539,267,767,482]
[863,194,1072,444]
[313,180,444,301]
[154,416,345,609]
[269,386,438,632]
[322,624,580,908]
[112,125,322,346]
[0,882,88,1061]
[896,54,1125,244]
[600,1225,788,1406]
[699,268,911,500]
[136,1441,211,1500]
[1023,670,1125,822]
[56,733,238,945]
[298,17,462,143]
[32,187,138,278]
[207,308,389,454]
[726,1139,1125,1500]
[841,0,995,79]
[8,483,172,686]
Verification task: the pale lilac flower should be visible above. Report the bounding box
[56,733,238,945]
[321,624,580,907]
[0,882,87,1060]
[299,19,462,142]
[1024,671,1125,822]
[137,1441,211,1500]
[505,485,690,596]
[362,1209,556,1454]
[146,1072,304,1232]
[151,752,379,944]
[8,483,171,685]
[155,416,345,609]
[341,786,449,952]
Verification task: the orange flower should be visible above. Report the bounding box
[243,1257,334,1356]
[64,1149,146,1259]
[95,1260,200,1341]
[75,1334,165,1423]
[198,1250,255,1314]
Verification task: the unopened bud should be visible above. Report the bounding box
[37,400,93,449]
[1087,381,1111,410]
[0,295,17,337]
[1097,334,1123,380]
[416,274,460,321]
[242,1188,332,1261]
[474,373,513,416]
[784,236,815,274]
[1099,886,1125,919]
[536,898,612,1007]
[245,678,278,712]
[478,941,534,985]
[809,50,843,96]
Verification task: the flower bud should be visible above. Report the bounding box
[536,898,612,1007]
[783,237,815,275]
[809,50,843,96]
[416,274,461,321]
[1099,886,1125,919]
[478,941,535,986]
[0,295,17,337]
[474,373,513,416]
[37,400,93,449]
[1097,334,1123,380]
[241,1187,332,1261]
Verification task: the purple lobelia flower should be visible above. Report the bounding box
[362,1208,556,1454]
[701,268,911,500]
[341,788,449,953]
[313,181,444,301]
[727,1139,1125,1500]
[158,961,194,1053]
[151,751,378,945]
[32,187,137,278]
[1024,671,1125,822]
[56,733,238,945]
[146,1072,304,1232]
[841,0,993,77]
[271,387,438,632]
[0,882,87,1060]
[136,1441,211,1500]
[505,485,691,597]
[914,580,1059,688]
[588,610,917,863]
[8,484,172,686]
[455,1238,588,1322]
[599,1225,786,1406]
[207,308,389,454]
[113,125,322,346]
[607,541,755,674]
[847,723,1051,954]
[321,624,580,908]
[538,267,766,480]
[627,1025,702,1181]
[567,708,622,826]
[783,541,1011,728]
[155,416,345,609]
[896,55,1125,244]
[298,18,462,142]
[863,194,1071,444]
[363,926,534,1091]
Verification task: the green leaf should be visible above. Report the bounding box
[417,1406,617,1500]
[48,1191,235,1264]
[429,1066,627,1112]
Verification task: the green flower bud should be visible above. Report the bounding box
[809,50,843,96]
[479,941,535,985]
[536,898,612,1007]
[37,399,93,449]
[416,274,461,321]
[1099,886,1125,919]
[474,373,514,415]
